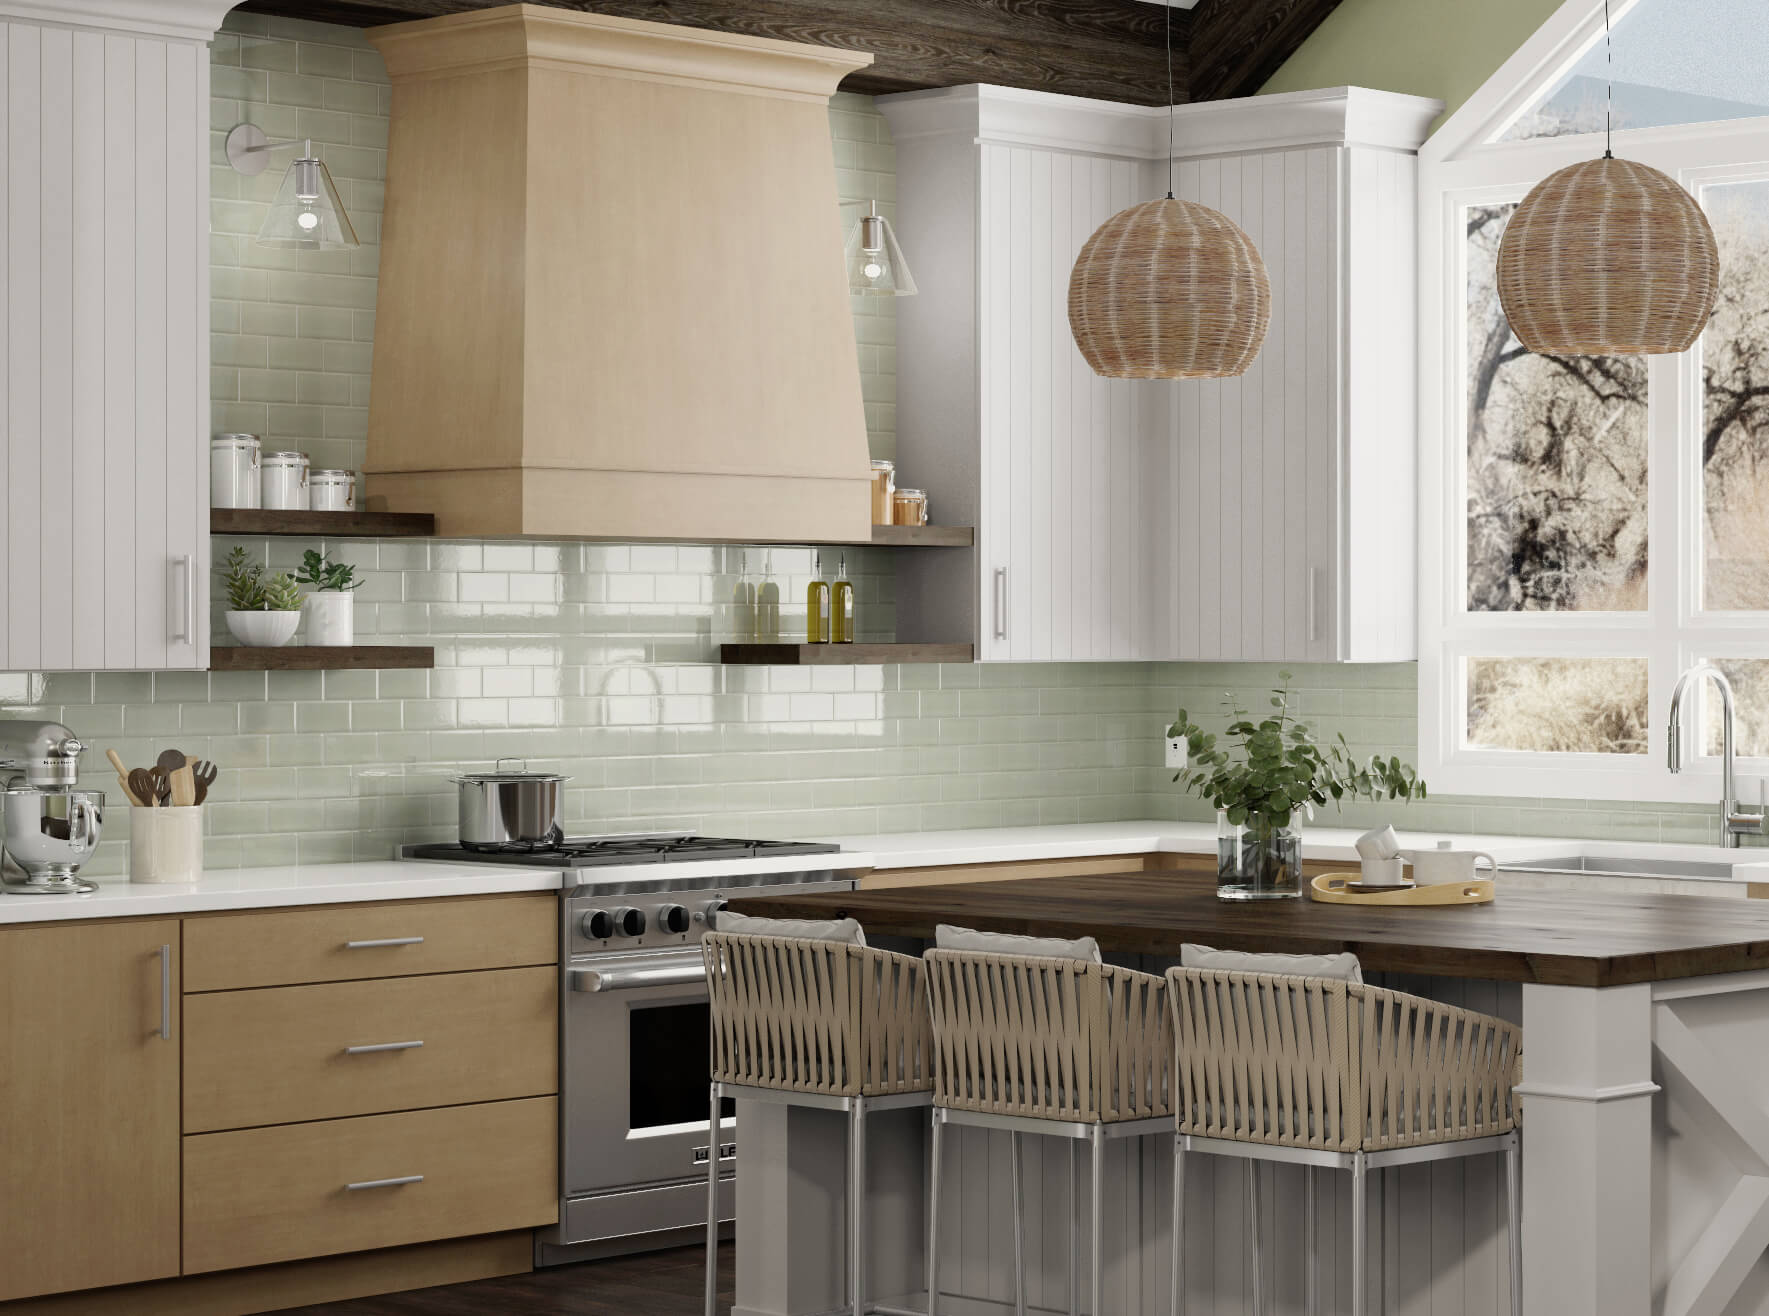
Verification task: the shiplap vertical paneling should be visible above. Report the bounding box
[1194,157,1223,661]
[1174,157,1202,663]
[1282,149,1311,661]
[1068,161,1095,661]
[1237,156,1265,662]
[1047,151,1073,662]
[1261,151,1288,659]
[1216,154,1244,661]
[0,16,207,672]
[1106,159,1135,659]
[1305,146,1340,664]
[980,142,1010,662]
[1027,148,1052,662]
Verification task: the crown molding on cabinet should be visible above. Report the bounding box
[0,0,240,41]
[878,83,1442,164]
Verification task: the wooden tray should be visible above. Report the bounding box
[1311,873,1494,906]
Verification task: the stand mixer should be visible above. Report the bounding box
[0,719,103,894]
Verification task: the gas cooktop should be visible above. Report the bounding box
[404,833,842,869]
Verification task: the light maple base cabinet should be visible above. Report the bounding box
[0,920,181,1302]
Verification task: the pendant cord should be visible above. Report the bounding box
[1604,0,1614,159]
[1165,0,1175,198]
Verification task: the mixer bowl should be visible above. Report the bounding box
[2,788,104,893]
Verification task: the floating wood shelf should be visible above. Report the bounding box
[867,525,974,547]
[719,643,973,666]
[211,509,437,538]
[210,646,435,671]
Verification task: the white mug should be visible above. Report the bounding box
[1359,856,1411,887]
[1399,841,1498,886]
[1355,824,1400,861]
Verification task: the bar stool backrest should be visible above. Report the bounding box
[704,931,932,1098]
[924,949,1171,1124]
[1167,967,1521,1152]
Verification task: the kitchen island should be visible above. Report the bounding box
[727,871,1769,1315]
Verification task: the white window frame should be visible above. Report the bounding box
[1418,0,1769,804]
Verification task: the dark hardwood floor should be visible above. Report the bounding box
[279,1243,731,1315]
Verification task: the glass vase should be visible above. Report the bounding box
[1217,824,1301,901]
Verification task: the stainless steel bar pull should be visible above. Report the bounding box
[345,1175,424,1191]
[343,1040,425,1055]
[993,567,1007,640]
[344,936,425,949]
[170,556,194,645]
[156,944,172,1041]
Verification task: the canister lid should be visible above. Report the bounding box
[264,451,307,462]
[309,469,354,479]
[870,459,894,471]
[212,433,260,446]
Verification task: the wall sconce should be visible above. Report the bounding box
[225,123,359,251]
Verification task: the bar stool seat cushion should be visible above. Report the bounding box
[1181,942,1363,983]
[935,922,1101,962]
[715,909,867,945]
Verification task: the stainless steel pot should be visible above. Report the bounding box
[453,760,568,852]
[2,788,104,893]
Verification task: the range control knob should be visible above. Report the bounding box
[697,898,729,927]
[612,906,646,937]
[657,904,690,935]
[580,909,616,941]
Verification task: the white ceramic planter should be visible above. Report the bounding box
[303,591,354,646]
[225,609,301,647]
[129,806,204,884]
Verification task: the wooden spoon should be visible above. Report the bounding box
[128,768,162,809]
[105,749,144,807]
[155,748,189,779]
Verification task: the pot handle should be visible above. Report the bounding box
[495,758,528,773]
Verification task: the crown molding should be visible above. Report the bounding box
[0,0,241,42]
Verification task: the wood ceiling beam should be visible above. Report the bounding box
[234,0,1188,105]
[1187,0,1344,103]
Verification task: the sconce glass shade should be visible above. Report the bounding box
[845,201,916,296]
[258,152,358,251]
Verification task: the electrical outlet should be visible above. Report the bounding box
[1165,732,1188,769]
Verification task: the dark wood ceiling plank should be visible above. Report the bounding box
[235,0,1189,105]
[1187,0,1344,103]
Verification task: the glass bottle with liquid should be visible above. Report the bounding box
[806,552,831,644]
[831,555,856,643]
[756,551,781,642]
[731,551,756,641]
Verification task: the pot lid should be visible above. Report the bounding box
[452,758,569,785]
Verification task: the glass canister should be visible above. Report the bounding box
[869,459,895,525]
[262,451,310,511]
[309,469,357,513]
[210,434,261,509]
[892,488,928,526]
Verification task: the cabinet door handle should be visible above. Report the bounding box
[156,944,172,1041]
[993,568,1007,641]
[345,1175,424,1191]
[344,1040,425,1055]
[170,556,194,645]
[344,936,425,949]
[1307,567,1323,645]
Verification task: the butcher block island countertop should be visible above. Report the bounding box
[726,868,1769,987]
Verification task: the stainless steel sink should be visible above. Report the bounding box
[1499,854,1737,881]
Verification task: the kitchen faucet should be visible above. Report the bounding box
[1668,662,1767,847]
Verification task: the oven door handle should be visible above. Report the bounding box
[570,949,707,993]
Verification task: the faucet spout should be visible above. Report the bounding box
[1668,662,1746,847]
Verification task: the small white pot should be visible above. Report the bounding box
[225,609,301,647]
[303,591,354,646]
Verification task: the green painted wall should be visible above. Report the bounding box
[1260,0,1565,130]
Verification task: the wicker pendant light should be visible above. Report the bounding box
[1067,2,1270,379]
[1495,2,1718,355]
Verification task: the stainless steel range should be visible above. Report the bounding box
[404,832,869,1264]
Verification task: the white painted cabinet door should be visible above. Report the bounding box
[977,142,1166,663]
[0,19,208,672]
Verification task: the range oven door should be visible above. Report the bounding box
[562,946,734,1204]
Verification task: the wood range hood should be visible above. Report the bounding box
[363,4,874,542]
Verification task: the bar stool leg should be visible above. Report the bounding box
[1089,1124,1104,1316]
[1305,1165,1318,1316]
[1506,1134,1522,1316]
[706,1082,721,1316]
[1170,1135,1185,1316]
[1247,1161,1264,1316]
[1010,1131,1026,1316]
[1069,1141,1079,1316]
[927,1111,944,1316]
[1351,1152,1368,1316]
[852,1095,867,1316]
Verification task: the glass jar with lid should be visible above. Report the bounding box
[892,488,928,527]
[210,434,261,509]
[869,459,895,525]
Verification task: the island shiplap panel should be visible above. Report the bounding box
[0,16,208,673]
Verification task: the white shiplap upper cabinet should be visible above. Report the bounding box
[0,2,223,673]
[882,85,1438,664]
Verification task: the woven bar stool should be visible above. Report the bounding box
[703,924,933,1316]
[1166,958,1522,1316]
[923,936,1173,1316]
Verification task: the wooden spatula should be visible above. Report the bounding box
[105,749,144,807]
[128,768,162,809]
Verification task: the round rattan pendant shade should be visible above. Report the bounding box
[1068,197,1271,379]
[1496,156,1719,355]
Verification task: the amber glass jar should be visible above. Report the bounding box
[870,460,895,524]
[892,488,928,527]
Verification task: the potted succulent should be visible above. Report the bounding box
[294,549,361,647]
[1169,674,1426,901]
[221,547,303,647]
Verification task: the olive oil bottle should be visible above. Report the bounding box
[756,551,781,642]
[806,552,831,643]
[731,551,756,641]
[831,554,855,644]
